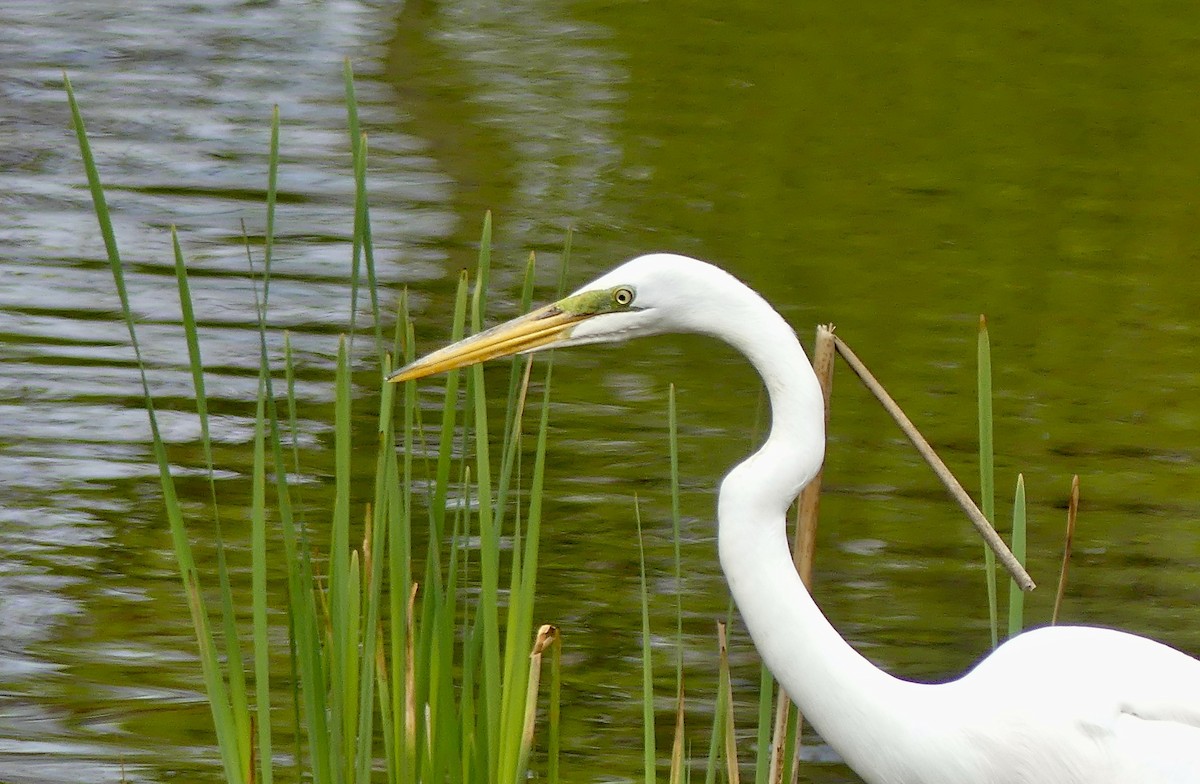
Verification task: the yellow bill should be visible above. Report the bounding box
[387,301,590,383]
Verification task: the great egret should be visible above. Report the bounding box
[389,253,1200,783]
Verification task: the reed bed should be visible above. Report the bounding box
[66,65,1064,784]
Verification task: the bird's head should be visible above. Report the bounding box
[387,253,740,383]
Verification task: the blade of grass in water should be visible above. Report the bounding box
[170,227,253,780]
[494,252,539,523]
[343,59,382,356]
[717,622,740,784]
[1007,474,1027,638]
[467,217,506,780]
[66,74,247,784]
[669,384,683,690]
[244,212,332,784]
[507,351,556,784]
[251,380,274,784]
[281,332,306,784]
[978,315,999,649]
[354,366,396,783]
[636,498,657,784]
[251,103,282,784]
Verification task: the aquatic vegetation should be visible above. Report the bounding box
[67,64,1051,784]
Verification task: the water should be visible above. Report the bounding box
[3,1,1200,781]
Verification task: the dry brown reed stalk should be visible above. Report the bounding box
[769,324,837,784]
[669,678,686,784]
[516,625,559,778]
[1052,475,1080,624]
[832,336,1035,591]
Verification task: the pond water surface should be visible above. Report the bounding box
[3,1,1200,782]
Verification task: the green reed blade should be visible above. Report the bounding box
[245,238,331,784]
[389,295,416,784]
[251,382,274,784]
[754,667,773,784]
[466,223,504,779]
[495,252,538,524]
[977,316,999,649]
[352,129,383,359]
[65,74,247,784]
[1007,474,1027,638]
[354,368,397,783]
[411,274,470,767]
[636,499,657,784]
[244,236,332,784]
[669,384,683,689]
[473,211,492,332]
[508,357,557,783]
[430,272,470,547]
[170,228,253,774]
[281,333,306,784]
[252,114,281,783]
[343,59,364,348]
[328,335,354,779]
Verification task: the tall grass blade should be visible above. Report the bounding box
[343,59,381,354]
[669,384,683,689]
[717,623,740,784]
[251,383,274,784]
[171,228,253,777]
[324,335,355,781]
[978,315,999,649]
[65,75,246,784]
[494,253,539,523]
[466,217,504,779]
[244,224,332,784]
[636,498,657,784]
[1007,474,1027,638]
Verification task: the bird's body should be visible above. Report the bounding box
[390,253,1200,783]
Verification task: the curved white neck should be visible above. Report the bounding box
[714,305,933,783]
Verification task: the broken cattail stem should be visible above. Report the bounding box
[794,324,836,584]
[832,336,1035,591]
[515,625,559,784]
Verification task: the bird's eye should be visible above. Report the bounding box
[613,286,635,306]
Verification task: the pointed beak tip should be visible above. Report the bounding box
[385,364,421,384]
[382,302,588,384]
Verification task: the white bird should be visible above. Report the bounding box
[389,253,1200,783]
